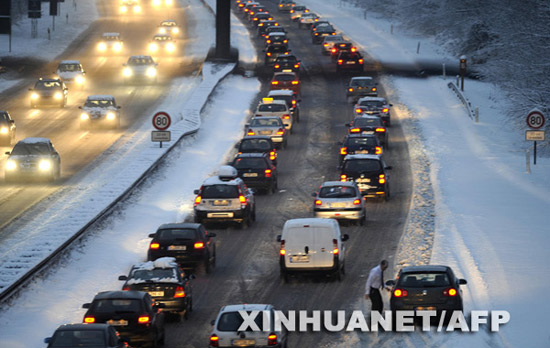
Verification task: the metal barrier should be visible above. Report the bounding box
[447,82,477,122]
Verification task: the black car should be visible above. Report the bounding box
[230,153,278,194]
[354,97,393,126]
[336,51,364,73]
[29,78,68,108]
[237,135,278,165]
[45,323,129,348]
[119,257,194,319]
[258,20,280,37]
[82,291,165,348]
[338,134,382,164]
[4,137,61,182]
[0,111,16,146]
[387,265,467,322]
[273,54,300,74]
[340,154,391,200]
[251,12,273,26]
[264,45,290,65]
[265,33,289,49]
[346,116,388,148]
[312,25,336,44]
[147,223,216,273]
[330,41,355,60]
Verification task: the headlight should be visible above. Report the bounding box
[159,27,167,34]
[80,113,89,120]
[133,5,141,13]
[0,127,8,134]
[153,0,161,6]
[39,159,52,171]
[106,112,116,120]
[166,43,175,52]
[113,42,122,51]
[123,67,132,77]
[120,5,128,13]
[146,67,157,77]
[148,43,158,52]
[54,92,63,100]
[31,92,39,100]
[166,0,173,5]
[172,27,179,34]
[75,75,85,85]
[98,42,107,51]
[5,160,17,171]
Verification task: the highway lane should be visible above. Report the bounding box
[0,0,201,231]
[165,1,413,347]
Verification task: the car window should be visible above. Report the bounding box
[130,268,177,281]
[343,159,381,173]
[359,100,384,108]
[251,118,282,127]
[217,311,264,332]
[0,113,10,122]
[319,186,357,198]
[128,57,154,65]
[50,330,105,347]
[275,57,296,64]
[354,118,382,127]
[274,74,295,81]
[271,96,291,106]
[258,104,286,112]
[399,272,451,287]
[233,158,268,169]
[157,228,198,240]
[104,35,119,41]
[35,81,61,89]
[58,64,81,72]
[346,137,377,147]
[85,99,115,108]
[201,185,239,199]
[352,79,374,87]
[241,139,272,151]
[161,21,176,26]
[11,143,51,155]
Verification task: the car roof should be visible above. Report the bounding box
[259,99,287,106]
[131,257,179,270]
[320,181,357,188]
[357,96,386,103]
[158,222,201,230]
[220,304,273,313]
[202,176,243,186]
[129,55,154,59]
[268,32,286,36]
[59,60,81,65]
[87,95,116,100]
[19,137,51,144]
[93,290,146,300]
[401,265,451,273]
[251,116,281,121]
[267,89,294,96]
[351,76,373,81]
[343,154,382,161]
[235,152,268,159]
[240,135,273,142]
[55,323,110,331]
[355,115,382,121]
[283,218,339,229]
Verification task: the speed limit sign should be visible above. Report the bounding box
[152,111,171,131]
[526,109,545,129]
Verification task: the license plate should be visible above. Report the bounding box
[362,131,374,135]
[356,178,371,183]
[243,173,258,177]
[107,319,128,326]
[149,291,164,297]
[213,200,229,206]
[232,339,255,346]
[416,306,436,311]
[259,130,272,135]
[346,61,356,64]
[330,202,347,208]
[357,150,370,154]
[207,212,234,218]
[290,255,309,263]
[168,245,186,251]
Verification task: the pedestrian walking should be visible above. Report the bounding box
[365,260,390,313]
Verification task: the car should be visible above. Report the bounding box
[265,32,288,48]
[255,98,294,132]
[298,12,319,29]
[209,304,288,348]
[340,154,391,199]
[0,111,16,146]
[273,54,300,74]
[320,34,344,55]
[263,25,286,38]
[386,265,467,322]
[29,78,68,108]
[270,71,300,96]
[230,153,278,194]
[122,55,158,83]
[119,257,194,318]
[4,137,61,182]
[346,115,388,148]
[152,0,174,7]
[242,2,260,16]
[245,116,288,149]
[311,24,336,44]
[235,0,251,12]
[120,0,141,14]
[278,0,295,11]
[312,181,366,225]
[235,135,278,165]
[44,323,129,348]
[247,5,268,21]
[158,19,180,36]
[55,60,86,88]
[251,12,273,26]
[354,96,393,126]
[79,95,122,129]
[346,76,378,102]
[193,165,256,228]
[264,45,289,65]
[97,32,124,53]
[148,33,176,54]
[338,133,382,164]
[290,5,309,21]
[147,223,216,272]
[277,218,348,281]
[257,20,280,37]
[82,291,165,348]
[336,51,364,72]
[311,20,332,31]
[267,89,300,122]
[330,41,356,60]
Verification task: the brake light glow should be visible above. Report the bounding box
[338,59,343,64]
[359,59,364,64]
[284,40,288,43]
[291,81,299,85]
[266,52,271,56]
[332,239,339,255]
[247,130,255,136]
[315,199,322,205]
[444,288,458,296]
[268,333,278,345]
[340,174,347,181]
[294,64,299,68]
[282,114,290,119]
[138,316,150,324]
[210,335,219,347]
[269,151,276,160]
[194,242,205,249]
[350,128,360,133]
[123,286,130,291]
[340,147,347,155]
[292,99,296,106]
[276,128,285,135]
[84,316,95,323]
[355,108,362,114]
[331,48,337,53]
[348,88,354,92]
[324,43,329,46]
[375,128,386,133]
[379,174,386,184]
[382,108,389,113]
[194,195,202,206]
[375,146,382,155]
[271,80,278,85]
[267,40,272,44]
[239,195,246,203]
[274,64,279,68]
[174,286,186,298]
[265,169,272,178]
[351,47,357,52]
[280,240,285,255]
[372,87,377,92]
[150,243,160,249]
[394,289,408,297]
[353,199,361,205]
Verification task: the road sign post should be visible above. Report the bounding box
[525,130,545,165]
[152,111,171,148]
[525,109,546,166]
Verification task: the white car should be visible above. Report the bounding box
[122,55,158,83]
[298,12,319,28]
[254,98,293,132]
[5,137,61,182]
[209,304,287,348]
[97,32,123,53]
[120,0,141,14]
[148,34,176,54]
[158,19,180,36]
[79,95,121,129]
[55,60,86,88]
[320,34,344,55]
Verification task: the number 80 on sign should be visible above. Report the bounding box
[152,111,171,131]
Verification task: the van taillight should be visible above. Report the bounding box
[194,196,202,206]
[382,108,389,113]
[338,59,343,64]
[375,127,386,133]
[280,240,285,255]
[84,316,95,323]
[150,243,160,249]
[372,87,377,92]
[291,81,299,85]
[332,239,339,255]
[265,169,272,178]
[379,174,386,184]
[210,335,219,347]
[282,114,290,119]
[350,128,360,133]
[375,146,382,155]
[315,199,322,205]
[355,108,362,114]
[394,289,408,297]
[340,147,347,155]
[276,128,285,135]
[291,100,296,106]
[340,174,347,182]
[271,80,278,84]
[267,333,277,345]
[247,130,255,136]
[174,286,185,298]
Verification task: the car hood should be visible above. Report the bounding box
[9,155,53,161]
[57,71,82,79]
[82,106,116,114]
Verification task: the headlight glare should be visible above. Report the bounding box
[106,112,116,120]
[149,43,158,52]
[54,92,63,100]
[0,127,8,134]
[166,43,175,52]
[123,67,132,77]
[31,93,39,100]
[120,5,128,13]
[159,27,167,34]
[39,160,52,171]
[133,5,141,13]
[98,42,107,51]
[113,42,122,51]
[173,28,179,34]
[75,76,85,85]
[146,67,157,77]
[80,113,89,120]
[6,160,17,171]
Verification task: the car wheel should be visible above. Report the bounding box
[281,270,289,283]
[251,206,256,221]
[240,216,250,229]
[271,181,278,194]
[341,261,346,276]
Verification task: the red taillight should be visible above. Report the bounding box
[382,108,389,113]
[375,127,386,133]
[239,195,246,203]
[267,333,277,345]
[348,88,354,92]
[123,286,130,291]
[254,18,258,21]
[444,288,458,296]
[314,32,319,36]
[379,174,386,184]
[194,195,202,206]
[266,52,271,56]
[282,114,290,119]
[247,130,255,136]
[284,40,288,43]
[355,108,362,114]
[84,316,95,323]
[267,40,272,44]
[359,59,364,64]
[315,199,322,206]
[338,59,343,64]
[271,80,278,85]
[372,87,377,92]
[332,239,339,255]
[294,64,299,68]
[290,10,294,13]
[276,128,285,135]
[375,146,382,155]
[350,128,360,133]
[353,199,361,205]
[194,242,205,249]
[265,169,272,178]
[324,43,329,46]
[174,286,186,298]
[138,315,150,324]
[291,99,296,106]
[150,243,160,249]
[340,174,347,182]
[273,63,279,68]
[210,335,219,347]
[291,80,299,85]
[331,48,336,53]
[340,147,347,155]
[351,47,357,52]
[394,289,408,297]
[269,151,276,160]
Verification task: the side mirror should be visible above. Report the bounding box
[208,232,217,238]
[148,233,155,238]
[389,104,393,107]
[117,106,122,109]
[385,166,393,170]
[244,123,250,128]
[341,234,349,242]
[78,106,82,109]
[276,235,282,242]
[193,189,199,195]
[234,143,240,149]
[82,303,91,309]
[311,192,317,197]
[44,337,51,344]
[118,275,128,281]
[458,279,467,285]
[385,280,396,286]
[5,152,9,156]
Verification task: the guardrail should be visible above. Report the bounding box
[447,81,478,122]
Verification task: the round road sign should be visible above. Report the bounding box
[526,110,545,129]
[152,111,171,131]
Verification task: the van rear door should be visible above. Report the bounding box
[284,226,335,269]
[310,226,336,268]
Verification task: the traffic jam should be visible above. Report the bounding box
[3,0,474,348]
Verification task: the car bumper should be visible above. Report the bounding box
[337,63,363,71]
[148,250,205,266]
[314,208,363,220]
[157,298,188,313]
[195,209,248,222]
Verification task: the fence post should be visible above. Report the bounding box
[416,41,421,54]
[475,107,479,123]
[526,150,531,174]
[442,63,446,80]
[390,24,393,35]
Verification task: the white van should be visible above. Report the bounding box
[277,218,348,282]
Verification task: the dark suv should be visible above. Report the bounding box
[338,134,382,164]
[336,51,364,73]
[45,324,128,348]
[340,154,391,200]
[230,153,278,194]
[29,78,68,108]
[147,223,216,273]
[237,136,278,165]
[264,45,290,65]
[273,54,300,74]
[346,116,388,148]
[82,291,165,347]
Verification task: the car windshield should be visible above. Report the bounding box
[154,36,172,41]
[271,96,291,106]
[240,139,272,151]
[217,311,266,332]
[399,272,451,288]
[269,35,286,41]
[352,79,374,87]
[11,143,51,156]
[343,159,381,173]
[354,118,382,127]
[258,104,286,112]
[232,158,268,169]
[267,27,285,33]
[346,137,377,147]
[201,185,239,199]
[157,228,197,240]
[161,22,176,26]
[274,74,295,81]
[0,113,10,123]
[359,100,385,108]
[324,36,343,42]
[92,299,142,313]
[58,64,81,72]
[104,35,119,41]
[34,81,61,89]
[85,99,115,108]
[128,57,154,65]
[50,330,105,347]
[251,118,281,127]
[275,57,296,64]
[131,268,177,281]
[319,186,357,198]
[339,52,361,59]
